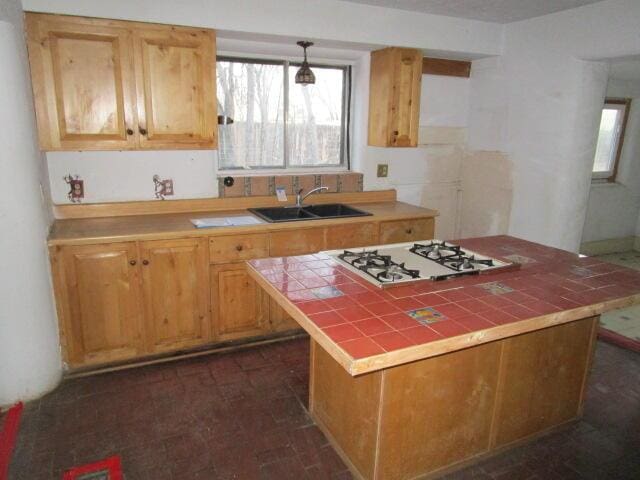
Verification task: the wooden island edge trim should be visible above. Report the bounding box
[254,273,640,376]
[349,294,639,375]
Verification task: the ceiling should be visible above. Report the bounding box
[340,0,603,23]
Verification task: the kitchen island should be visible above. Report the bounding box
[247,235,640,480]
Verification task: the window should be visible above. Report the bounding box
[216,57,350,170]
[592,98,631,182]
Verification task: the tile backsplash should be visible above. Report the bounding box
[218,172,363,198]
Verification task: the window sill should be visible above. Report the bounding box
[591,178,621,187]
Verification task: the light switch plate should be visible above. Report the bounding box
[377,164,389,178]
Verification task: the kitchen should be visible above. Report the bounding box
[1,1,640,479]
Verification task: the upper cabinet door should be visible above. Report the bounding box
[133,26,217,149]
[25,14,138,150]
[368,47,422,148]
[391,49,422,147]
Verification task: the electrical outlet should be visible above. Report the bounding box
[64,174,84,203]
[162,179,174,196]
[377,164,389,178]
[153,175,174,200]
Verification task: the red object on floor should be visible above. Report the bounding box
[598,327,640,353]
[63,456,122,480]
[0,402,23,480]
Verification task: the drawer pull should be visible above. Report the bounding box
[405,228,413,234]
[235,245,243,252]
[142,260,149,265]
[129,260,137,266]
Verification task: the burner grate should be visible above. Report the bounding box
[338,250,420,283]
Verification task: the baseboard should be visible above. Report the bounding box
[580,236,638,256]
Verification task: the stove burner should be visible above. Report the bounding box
[375,263,420,283]
[443,254,494,271]
[410,241,462,261]
[339,250,390,268]
[338,250,420,283]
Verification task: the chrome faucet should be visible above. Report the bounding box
[296,186,328,207]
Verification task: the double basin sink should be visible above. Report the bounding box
[248,203,371,223]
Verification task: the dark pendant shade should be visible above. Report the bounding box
[295,41,315,86]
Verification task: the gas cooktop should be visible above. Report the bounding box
[325,240,516,288]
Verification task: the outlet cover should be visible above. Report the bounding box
[377,164,388,178]
[162,179,174,196]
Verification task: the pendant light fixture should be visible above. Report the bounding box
[295,41,315,86]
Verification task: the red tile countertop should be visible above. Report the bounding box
[247,235,640,375]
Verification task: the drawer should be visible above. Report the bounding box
[209,233,269,264]
[326,222,378,250]
[270,227,326,257]
[379,218,435,244]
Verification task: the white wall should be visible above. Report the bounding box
[464,0,640,252]
[582,79,640,245]
[27,0,503,206]
[351,52,471,239]
[0,0,61,406]
[22,0,503,58]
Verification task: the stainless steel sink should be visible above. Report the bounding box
[248,203,371,223]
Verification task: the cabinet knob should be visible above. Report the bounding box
[405,228,413,234]
[142,260,149,265]
[126,128,134,136]
[235,245,243,252]
[139,127,148,136]
[129,260,137,266]
[393,130,399,136]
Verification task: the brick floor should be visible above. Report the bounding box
[8,338,640,479]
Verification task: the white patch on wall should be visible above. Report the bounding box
[420,74,469,127]
[47,150,218,204]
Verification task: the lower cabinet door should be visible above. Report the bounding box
[211,263,269,341]
[55,242,144,367]
[140,238,210,353]
[269,298,301,333]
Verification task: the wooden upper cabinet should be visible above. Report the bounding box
[133,26,217,149]
[25,13,217,151]
[25,14,138,150]
[139,238,210,353]
[368,47,422,147]
[52,242,144,367]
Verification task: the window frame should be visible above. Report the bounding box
[592,98,631,183]
[216,55,351,172]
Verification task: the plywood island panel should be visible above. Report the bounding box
[248,235,640,479]
[310,317,597,480]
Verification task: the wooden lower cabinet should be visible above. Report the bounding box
[210,263,269,341]
[270,227,326,257]
[52,242,144,367]
[379,217,435,244]
[52,215,437,368]
[326,222,378,249]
